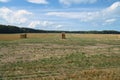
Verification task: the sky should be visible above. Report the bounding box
[0,0,120,31]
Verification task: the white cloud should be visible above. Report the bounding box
[107,1,120,11]
[46,1,120,23]
[56,25,63,28]
[0,0,10,3]
[28,21,63,29]
[28,21,39,28]
[28,21,53,28]
[27,0,48,4]
[0,7,32,25]
[105,19,116,23]
[46,12,99,22]
[102,18,117,26]
[0,7,63,29]
[59,0,97,5]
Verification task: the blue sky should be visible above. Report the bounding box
[0,0,120,31]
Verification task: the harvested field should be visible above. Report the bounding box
[0,33,120,80]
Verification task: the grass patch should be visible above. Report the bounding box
[0,53,120,79]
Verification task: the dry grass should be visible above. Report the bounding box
[0,34,20,40]
[0,33,60,40]
[68,34,119,39]
[0,33,120,80]
[0,33,120,40]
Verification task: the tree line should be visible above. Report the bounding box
[0,24,120,34]
[0,24,46,33]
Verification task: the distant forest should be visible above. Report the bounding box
[0,24,120,34]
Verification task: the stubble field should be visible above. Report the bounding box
[0,33,120,80]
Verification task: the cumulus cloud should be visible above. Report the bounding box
[0,7,63,29]
[27,0,48,4]
[0,0,10,3]
[59,0,97,5]
[46,1,120,23]
[0,7,32,25]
